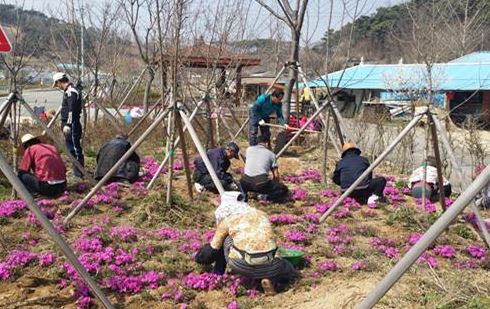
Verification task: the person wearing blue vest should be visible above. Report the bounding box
[249,89,286,146]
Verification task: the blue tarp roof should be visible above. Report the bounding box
[303,53,490,91]
[449,52,490,64]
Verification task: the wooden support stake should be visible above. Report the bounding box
[166,109,176,205]
[175,109,194,201]
[429,114,447,211]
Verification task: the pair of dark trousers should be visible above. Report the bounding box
[18,171,66,197]
[240,174,289,203]
[193,170,233,193]
[411,183,452,202]
[348,176,387,204]
[223,237,297,290]
[249,110,270,146]
[64,120,84,177]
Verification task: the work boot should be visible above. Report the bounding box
[261,278,276,296]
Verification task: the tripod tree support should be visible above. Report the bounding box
[178,102,225,195]
[296,64,345,151]
[175,110,194,201]
[358,165,490,309]
[319,110,426,223]
[428,115,447,210]
[276,102,330,158]
[430,112,490,248]
[0,152,115,309]
[64,107,172,223]
[146,100,205,190]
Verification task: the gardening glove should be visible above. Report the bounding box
[283,124,290,130]
[258,119,266,126]
[63,125,71,135]
[229,182,239,190]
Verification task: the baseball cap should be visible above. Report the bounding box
[226,142,240,159]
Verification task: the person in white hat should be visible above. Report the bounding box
[18,134,66,197]
[53,72,84,178]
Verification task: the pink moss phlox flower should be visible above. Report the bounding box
[299,169,322,182]
[158,227,180,240]
[351,260,367,271]
[342,197,361,210]
[75,296,92,309]
[415,198,437,213]
[315,203,331,214]
[39,252,55,267]
[285,230,308,243]
[417,252,439,268]
[57,192,70,202]
[333,207,350,219]
[332,245,349,254]
[173,160,184,170]
[291,188,308,201]
[303,213,320,223]
[326,224,349,236]
[203,230,215,243]
[433,245,456,259]
[466,244,486,259]
[74,238,104,253]
[453,258,481,269]
[174,289,184,302]
[306,224,319,234]
[227,300,240,309]
[0,200,27,218]
[110,226,138,242]
[384,247,399,258]
[270,214,302,225]
[80,225,105,239]
[407,233,423,246]
[183,272,223,290]
[246,289,259,298]
[114,248,135,266]
[318,260,337,271]
[280,242,305,251]
[0,249,38,280]
[37,199,55,207]
[226,276,247,296]
[320,189,339,198]
[183,230,200,241]
[140,156,163,181]
[179,241,202,253]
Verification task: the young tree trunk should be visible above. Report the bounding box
[143,67,155,114]
[284,30,300,120]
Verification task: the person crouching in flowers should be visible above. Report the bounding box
[195,191,297,295]
[409,156,451,202]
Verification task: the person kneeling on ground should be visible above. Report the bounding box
[195,192,297,295]
[193,142,240,193]
[332,143,387,204]
[240,135,289,203]
[408,156,451,202]
[17,134,66,197]
[95,135,140,184]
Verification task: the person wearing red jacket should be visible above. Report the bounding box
[18,134,67,197]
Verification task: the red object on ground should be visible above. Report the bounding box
[0,25,12,53]
[19,144,66,182]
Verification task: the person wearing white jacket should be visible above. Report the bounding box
[409,156,452,201]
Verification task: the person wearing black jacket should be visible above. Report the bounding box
[95,135,140,183]
[53,72,84,178]
[332,143,387,204]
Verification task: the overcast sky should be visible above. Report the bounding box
[3,0,406,43]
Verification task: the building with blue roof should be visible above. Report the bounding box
[302,52,490,125]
